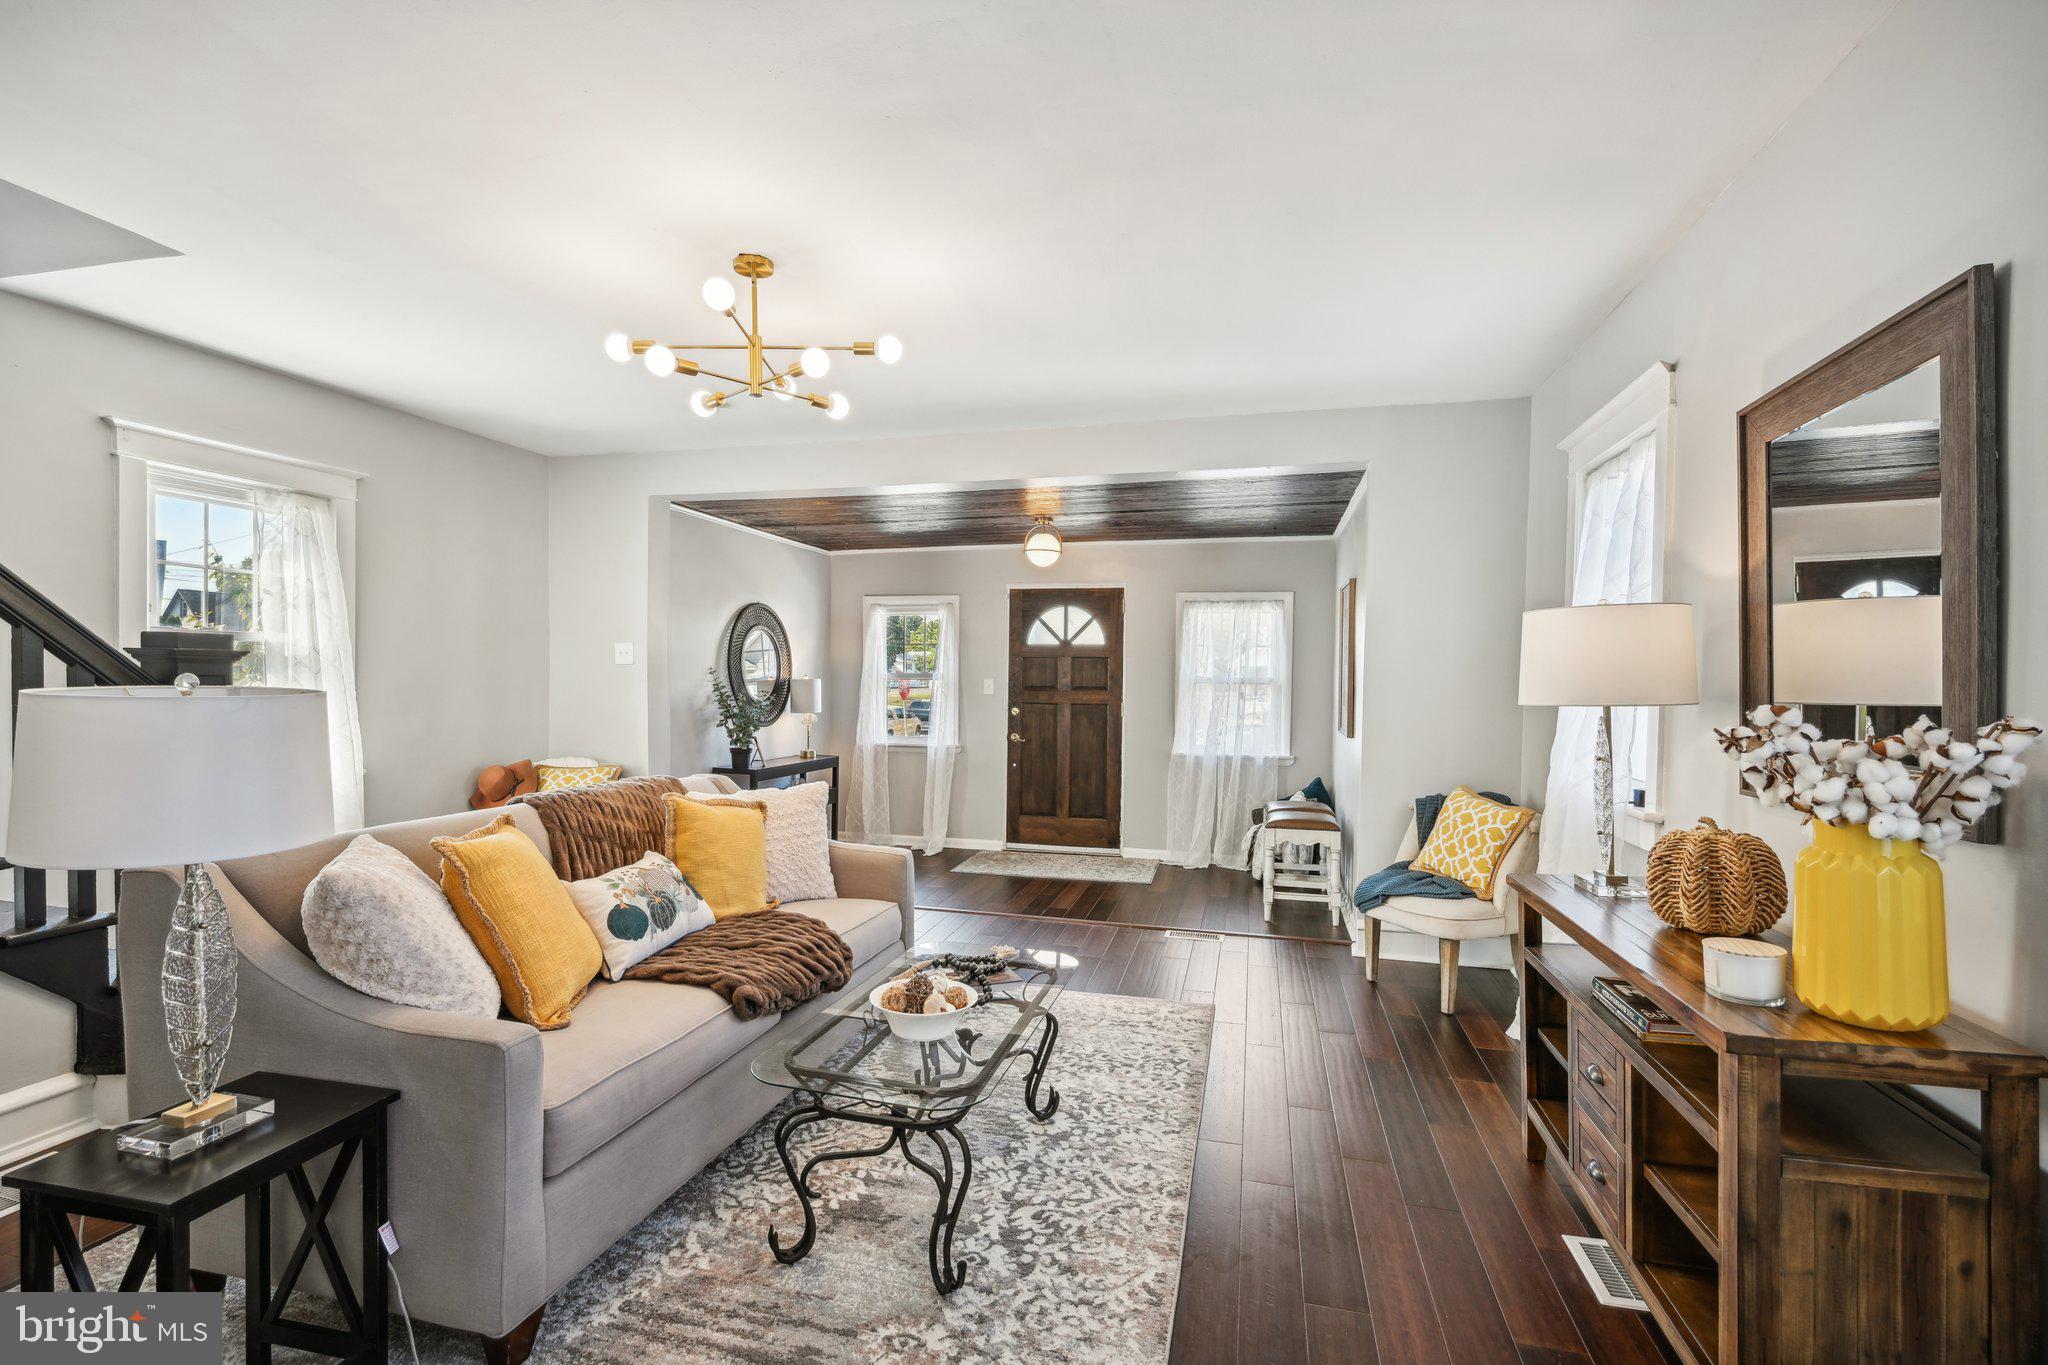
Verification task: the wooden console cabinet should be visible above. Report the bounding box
[1512,873,2045,1363]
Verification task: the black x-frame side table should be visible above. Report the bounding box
[3,1072,397,1365]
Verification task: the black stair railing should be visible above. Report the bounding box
[2,560,154,1074]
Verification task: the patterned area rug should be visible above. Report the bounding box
[71,991,1210,1364]
[954,850,1160,884]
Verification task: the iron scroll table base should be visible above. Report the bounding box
[767,1012,1061,1294]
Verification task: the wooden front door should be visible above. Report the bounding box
[1007,587,1123,848]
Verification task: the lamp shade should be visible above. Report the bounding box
[1518,604,1699,707]
[790,677,823,714]
[1772,596,1942,705]
[4,686,334,871]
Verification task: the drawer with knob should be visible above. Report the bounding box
[1569,1099,1624,1234]
[1568,1005,1624,1137]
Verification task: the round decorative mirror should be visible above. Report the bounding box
[723,603,791,725]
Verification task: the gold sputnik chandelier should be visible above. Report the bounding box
[603,251,901,421]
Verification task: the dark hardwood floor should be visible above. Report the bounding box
[3,900,1667,1363]
[0,1208,126,1291]
[913,906,1671,1365]
[913,848,1352,943]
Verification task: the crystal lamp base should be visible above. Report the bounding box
[1573,872,1649,900]
[116,1092,274,1161]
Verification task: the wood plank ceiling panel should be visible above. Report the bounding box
[1767,426,1940,507]
[673,468,1365,551]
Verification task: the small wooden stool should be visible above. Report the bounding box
[1261,799,1344,925]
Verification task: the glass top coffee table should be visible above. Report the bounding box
[750,943,1073,1293]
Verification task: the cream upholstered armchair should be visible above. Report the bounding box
[1362,811,1540,1013]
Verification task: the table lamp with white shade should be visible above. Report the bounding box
[1520,603,1699,896]
[790,676,823,759]
[4,681,332,1157]
[1773,595,1942,738]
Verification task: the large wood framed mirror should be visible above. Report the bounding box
[1738,265,2001,838]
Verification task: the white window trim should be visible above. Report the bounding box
[109,418,362,649]
[863,594,959,749]
[1172,590,1297,764]
[1557,362,1675,849]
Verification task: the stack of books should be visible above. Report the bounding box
[1591,977,1704,1046]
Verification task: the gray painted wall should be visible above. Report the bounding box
[1518,0,2048,1271]
[0,290,552,1094]
[546,399,1535,781]
[825,538,1338,850]
[1349,400,1533,865]
[1330,497,1369,877]
[666,510,831,773]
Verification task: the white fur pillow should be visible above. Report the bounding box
[689,781,836,903]
[302,834,500,1018]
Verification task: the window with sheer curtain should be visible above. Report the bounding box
[1582,436,1658,798]
[125,437,365,832]
[877,607,945,741]
[1541,424,1665,874]
[846,596,958,854]
[1166,593,1293,869]
[1538,362,1674,874]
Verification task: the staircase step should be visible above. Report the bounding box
[0,909,118,947]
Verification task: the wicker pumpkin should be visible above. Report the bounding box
[1646,818,1787,936]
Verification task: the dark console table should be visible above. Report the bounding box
[712,754,840,839]
[4,1071,397,1364]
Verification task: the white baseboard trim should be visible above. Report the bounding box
[0,1072,100,1169]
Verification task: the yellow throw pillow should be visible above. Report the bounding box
[1411,787,1536,898]
[536,762,624,792]
[661,794,777,919]
[433,814,602,1029]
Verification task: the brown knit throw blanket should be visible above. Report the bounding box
[514,775,687,880]
[624,910,853,1020]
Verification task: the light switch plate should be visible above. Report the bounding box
[614,643,634,665]
[982,678,994,694]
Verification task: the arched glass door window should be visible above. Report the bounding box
[1025,604,1106,647]
[1839,579,1923,599]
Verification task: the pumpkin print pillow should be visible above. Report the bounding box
[565,852,715,980]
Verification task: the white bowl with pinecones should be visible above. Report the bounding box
[870,969,978,1041]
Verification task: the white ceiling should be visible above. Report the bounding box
[0,1,1890,457]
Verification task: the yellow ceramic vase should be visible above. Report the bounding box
[1791,821,1948,1031]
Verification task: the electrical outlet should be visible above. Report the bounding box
[613,643,634,665]
[982,678,994,695]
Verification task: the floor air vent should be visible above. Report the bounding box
[1162,930,1226,943]
[1562,1236,1649,1311]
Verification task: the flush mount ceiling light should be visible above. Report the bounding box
[603,251,900,421]
[1023,516,1063,567]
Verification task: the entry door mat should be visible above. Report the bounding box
[954,850,1160,885]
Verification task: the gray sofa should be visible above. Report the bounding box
[117,801,916,1360]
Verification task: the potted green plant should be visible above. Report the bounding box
[708,667,758,768]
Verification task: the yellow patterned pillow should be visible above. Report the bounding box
[433,814,603,1029]
[537,762,624,791]
[1411,787,1536,898]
